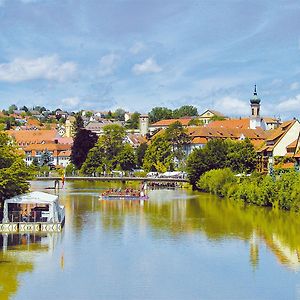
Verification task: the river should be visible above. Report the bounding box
[1,180,300,300]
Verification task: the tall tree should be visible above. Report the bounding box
[125,112,141,129]
[81,124,128,174]
[173,105,198,118]
[8,104,18,114]
[148,107,173,123]
[136,142,148,168]
[165,121,191,162]
[113,108,126,121]
[72,113,84,134]
[0,133,31,205]
[71,129,98,169]
[143,135,174,172]
[116,144,136,171]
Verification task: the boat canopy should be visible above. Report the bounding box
[2,191,62,223]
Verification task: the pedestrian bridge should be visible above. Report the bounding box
[35,176,188,183]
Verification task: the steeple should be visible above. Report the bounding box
[250,84,261,105]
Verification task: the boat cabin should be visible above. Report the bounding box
[1,191,65,232]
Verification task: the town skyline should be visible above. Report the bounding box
[0,1,300,119]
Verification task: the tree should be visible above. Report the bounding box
[143,135,174,172]
[113,108,126,121]
[188,119,204,126]
[125,112,140,129]
[165,121,191,162]
[186,147,209,188]
[173,105,198,118]
[71,129,98,169]
[136,142,148,168]
[8,104,18,114]
[5,119,11,130]
[81,124,127,174]
[0,133,31,205]
[148,107,173,123]
[20,106,29,112]
[116,144,136,171]
[40,150,52,166]
[72,113,84,134]
[186,139,258,189]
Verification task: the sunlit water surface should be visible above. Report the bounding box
[1,180,300,300]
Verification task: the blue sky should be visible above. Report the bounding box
[0,0,300,119]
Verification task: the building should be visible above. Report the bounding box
[185,126,266,156]
[139,115,149,136]
[7,129,73,167]
[257,119,300,172]
[149,117,193,135]
[198,109,226,125]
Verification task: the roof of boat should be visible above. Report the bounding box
[4,191,58,204]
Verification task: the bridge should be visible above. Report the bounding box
[35,176,188,183]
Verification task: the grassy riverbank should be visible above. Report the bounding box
[197,168,300,211]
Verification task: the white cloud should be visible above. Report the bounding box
[132,58,162,75]
[0,55,76,83]
[276,94,300,113]
[213,96,249,116]
[98,53,120,77]
[290,82,300,91]
[129,42,145,54]
[61,97,80,108]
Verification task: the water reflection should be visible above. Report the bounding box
[0,232,61,300]
[93,188,300,272]
[4,181,300,299]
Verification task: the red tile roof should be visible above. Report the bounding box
[208,118,250,129]
[151,118,193,127]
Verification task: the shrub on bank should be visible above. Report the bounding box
[197,169,300,211]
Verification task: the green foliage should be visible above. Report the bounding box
[172,105,198,118]
[149,107,173,123]
[81,124,136,174]
[116,144,136,171]
[149,105,198,123]
[164,121,191,162]
[186,139,257,188]
[65,163,76,176]
[143,135,174,172]
[188,118,204,126]
[197,168,237,197]
[136,142,148,167]
[72,113,84,134]
[71,129,98,169]
[199,168,300,211]
[112,108,126,121]
[0,132,31,204]
[8,104,18,114]
[125,112,141,129]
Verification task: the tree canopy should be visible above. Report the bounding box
[71,128,98,169]
[0,133,31,205]
[186,139,257,188]
[81,124,136,174]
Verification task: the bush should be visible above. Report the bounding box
[197,168,237,197]
[199,168,300,212]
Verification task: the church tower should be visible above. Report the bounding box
[250,85,261,118]
[250,85,265,129]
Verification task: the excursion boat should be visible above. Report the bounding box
[99,188,148,200]
[0,191,65,232]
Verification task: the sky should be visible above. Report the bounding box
[0,0,300,119]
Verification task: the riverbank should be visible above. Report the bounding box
[196,168,300,211]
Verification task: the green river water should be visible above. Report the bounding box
[1,180,300,300]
